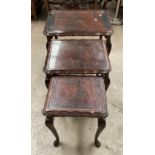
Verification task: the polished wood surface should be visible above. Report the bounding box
[44,40,111,75]
[42,8,112,148]
[43,76,108,118]
[44,10,112,36]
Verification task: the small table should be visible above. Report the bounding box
[43,76,108,147]
[43,10,113,55]
[44,40,111,90]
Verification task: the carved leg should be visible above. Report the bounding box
[94,118,106,147]
[45,117,60,147]
[102,73,110,91]
[105,35,112,55]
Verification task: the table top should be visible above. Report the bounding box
[44,10,113,36]
[43,76,108,118]
[44,40,111,75]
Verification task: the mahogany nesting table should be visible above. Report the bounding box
[43,76,108,147]
[42,9,112,148]
[44,39,111,90]
[43,10,113,55]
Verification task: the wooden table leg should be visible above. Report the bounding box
[94,117,106,147]
[102,73,110,91]
[45,36,52,73]
[105,35,112,55]
[45,117,60,147]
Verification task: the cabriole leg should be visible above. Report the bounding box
[104,73,110,91]
[102,73,110,91]
[94,118,106,147]
[45,117,60,147]
[105,35,112,55]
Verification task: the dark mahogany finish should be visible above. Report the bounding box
[43,76,107,147]
[44,10,112,36]
[44,40,111,75]
[43,76,107,117]
[44,10,112,55]
[44,40,111,90]
[42,8,112,149]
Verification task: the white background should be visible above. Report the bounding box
[0,0,155,154]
